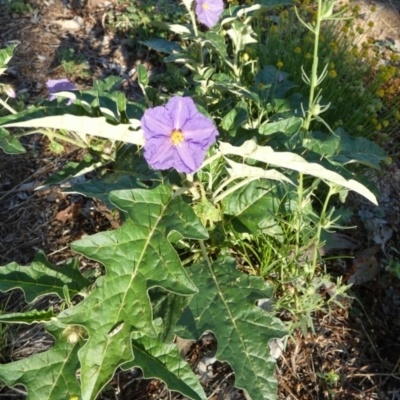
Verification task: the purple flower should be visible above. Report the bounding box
[195,0,223,28]
[141,96,218,174]
[46,78,76,104]
[5,87,16,98]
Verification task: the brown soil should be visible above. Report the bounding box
[1,0,400,399]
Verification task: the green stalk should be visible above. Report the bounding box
[311,184,334,276]
[0,98,17,114]
[303,0,323,131]
[295,172,304,258]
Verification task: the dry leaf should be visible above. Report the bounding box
[55,202,81,223]
[345,245,380,285]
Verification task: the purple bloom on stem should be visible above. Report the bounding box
[195,0,223,28]
[46,78,76,104]
[5,87,16,98]
[141,96,218,174]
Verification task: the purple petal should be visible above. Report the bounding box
[46,79,76,93]
[144,136,175,170]
[195,0,223,28]
[5,87,16,98]
[175,142,206,173]
[141,106,174,140]
[165,96,198,131]
[181,113,218,150]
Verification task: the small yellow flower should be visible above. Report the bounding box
[258,82,265,90]
[270,25,278,34]
[328,70,337,78]
[342,26,349,33]
[305,52,312,59]
[387,87,395,95]
[376,123,382,131]
[294,46,301,54]
[376,89,385,97]
[382,120,389,128]
[242,52,250,62]
[371,118,378,125]
[329,62,335,69]
[370,5,376,11]
[276,61,284,68]
[368,21,374,27]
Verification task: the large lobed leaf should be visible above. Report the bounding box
[57,184,208,400]
[0,251,89,303]
[0,322,82,400]
[122,318,206,400]
[176,257,287,400]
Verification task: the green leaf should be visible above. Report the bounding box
[222,179,285,237]
[150,288,193,343]
[0,44,16,75]
[151,21,192,35]
[142,39,183,54]
[122,319,206,400]
[49,140,64,154]
[0,322,82,400]
[66,175,144,209]
[93,75,123,94]
[259,116,303,136]
[204,32,228,57]
[0,127,25,154]
[227,21,257,52]
[219,138,378,204]
[220,103,248,132]
[1,112,144,146]
[176,257,287,400]
[57,184,208,400]
[304,128,388,169]
[225,158,294,185]
[138,64,149,87]
[43,158,97,186]
[0,309,55,324]
[0,251,89,303]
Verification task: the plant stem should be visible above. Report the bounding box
[295,172,304,258]
[199,240,212,269]
[0,98,17,114]
[303,0,323,131]
[311,184,334,276]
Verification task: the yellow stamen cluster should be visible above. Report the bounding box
[170,129,184,146]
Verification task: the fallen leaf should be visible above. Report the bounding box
[55,202,81,223]
[345,245,380,285]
